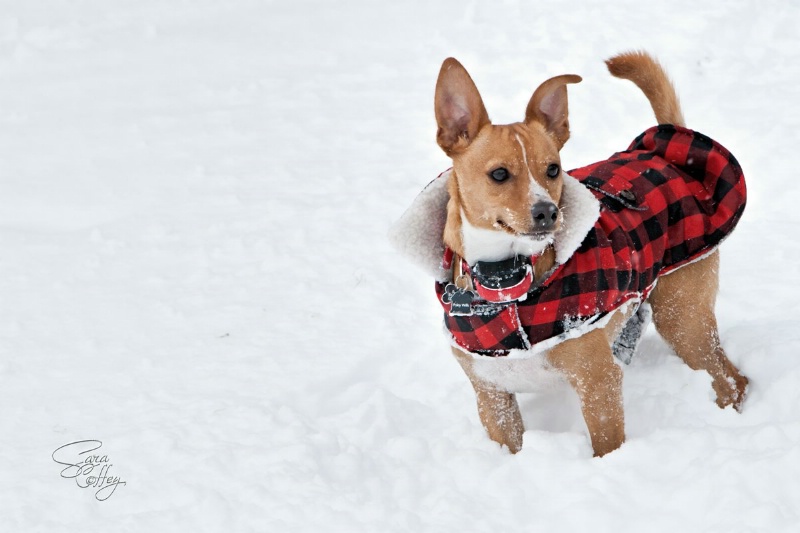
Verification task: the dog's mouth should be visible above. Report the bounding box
[495,219,553,241]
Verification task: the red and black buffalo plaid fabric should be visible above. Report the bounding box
[437,125,746,356]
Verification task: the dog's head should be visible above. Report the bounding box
[435,58,581,264]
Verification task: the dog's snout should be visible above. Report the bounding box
[530,202,558,231]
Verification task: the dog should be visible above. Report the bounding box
[390,51,748,457]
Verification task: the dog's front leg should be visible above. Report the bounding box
[546,330,625,457]
[452,348,524,453]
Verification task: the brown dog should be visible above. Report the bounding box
[427,52,749,457]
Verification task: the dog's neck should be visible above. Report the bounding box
[533,246,556,279]
[450,235,556,283]
[457,208,554,265]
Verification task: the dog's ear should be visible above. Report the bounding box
[434,58,491,156]
[525,74,582,148]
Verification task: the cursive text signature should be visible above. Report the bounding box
[52,440,127,501]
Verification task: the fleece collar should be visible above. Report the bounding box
[388,170,601,281]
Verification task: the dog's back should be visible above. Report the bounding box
[606,51,685,127]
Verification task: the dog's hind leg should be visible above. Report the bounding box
[649,251,748,411]
[546,329,626,457]
[452,348,524,453]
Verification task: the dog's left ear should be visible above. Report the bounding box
[525,74,582,148]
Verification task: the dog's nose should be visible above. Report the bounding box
[530,202,558,231]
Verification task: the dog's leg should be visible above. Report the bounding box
[649,251,748,410]
[546,329,625,457]
[452,348,524,453]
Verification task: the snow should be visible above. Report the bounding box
[2,0,800,531]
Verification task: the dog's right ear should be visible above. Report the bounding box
[434,58,490,156]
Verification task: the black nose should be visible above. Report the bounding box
[530,202,558,231]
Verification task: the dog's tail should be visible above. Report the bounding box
[605,51,685,127]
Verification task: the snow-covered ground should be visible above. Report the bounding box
[2,1,800,531]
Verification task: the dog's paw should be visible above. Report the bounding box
[714,373,749,412]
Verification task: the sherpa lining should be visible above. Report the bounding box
[387,170,451,282]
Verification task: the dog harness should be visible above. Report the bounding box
[437,125,746,357]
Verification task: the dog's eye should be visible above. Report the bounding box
[546,164,560,179]
[490,168,510,182]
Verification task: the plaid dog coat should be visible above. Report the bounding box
[437,125,746,357]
